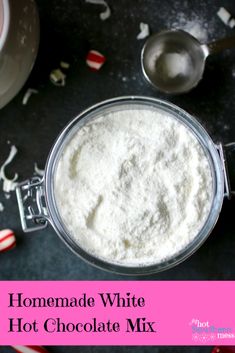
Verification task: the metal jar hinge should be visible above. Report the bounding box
[217,142,235,199]
[16,177,49,232]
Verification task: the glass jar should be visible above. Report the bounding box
[0,0,39,108]
[16,96,232,275]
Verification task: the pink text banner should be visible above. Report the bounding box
[0,281,234,346]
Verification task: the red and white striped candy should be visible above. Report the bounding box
[86,50,106,71]
[0,229,16,252]
[12,346,49,353]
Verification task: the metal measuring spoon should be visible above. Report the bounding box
[141,29,235,94]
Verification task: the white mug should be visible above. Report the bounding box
[0,0,39,109]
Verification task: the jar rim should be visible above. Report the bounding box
[0,0,10,53]
[44,96,225,275]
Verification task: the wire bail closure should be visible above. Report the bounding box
[16,176,49,232]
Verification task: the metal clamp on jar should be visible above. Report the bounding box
[16,96,235,275]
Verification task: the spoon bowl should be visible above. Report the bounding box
[141,29,235,94]
[141,30,207,94]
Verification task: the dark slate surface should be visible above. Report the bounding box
[1,2,235,280]
[1,0,235,351]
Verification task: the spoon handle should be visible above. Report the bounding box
[204,35,235,56]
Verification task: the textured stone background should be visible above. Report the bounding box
[1,0,235,281]
[1,0,235,277]
[2,0,235,351]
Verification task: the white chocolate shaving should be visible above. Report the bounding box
[0,202,4,212]
[137,22,150,40]
[60,61,70,69]
[217,7,235,28]
[22,88,38,105]
[0,146,18,193]
[2,179,18,193]
[34,163,45,177]
[85,0,111,20]
[50,69,66,87]
[229,18,235,28]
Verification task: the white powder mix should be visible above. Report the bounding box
[159,52,192,79]
[55,108,213,266]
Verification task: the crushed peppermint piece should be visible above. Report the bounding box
[34,163,44,177]
[22,88,38,105]
[0,146,18,193]
[85,0,111,21]
[137,22,150,40]
[50,69,66,87]
[0,202,4,212]
[86,50,106,71]
[12,346,49,353]
[60,61,70,69]
[0,229,16,252]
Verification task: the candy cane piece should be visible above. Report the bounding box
[0,229,16,252]
[86,50,106,71]
[12,346,49,353]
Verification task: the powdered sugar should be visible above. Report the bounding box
[159,52,193,78]
[168,12,209,42]
[55,108,213,266]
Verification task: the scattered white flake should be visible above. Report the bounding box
[60,61,70,69]
[217,7,230,25]
[50,69,66,87]
[0,202,4,212]
[0,146,18,193]
[5,194,10,199]
[122,76,128,82]
[85,0,111,20]
[137,22,150,40]
[34,163,44,177]
[22,88,38,105]
[229,18,235,28]
[217,7,235,28]
[2,179,18,193]
[21,35,27,45]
